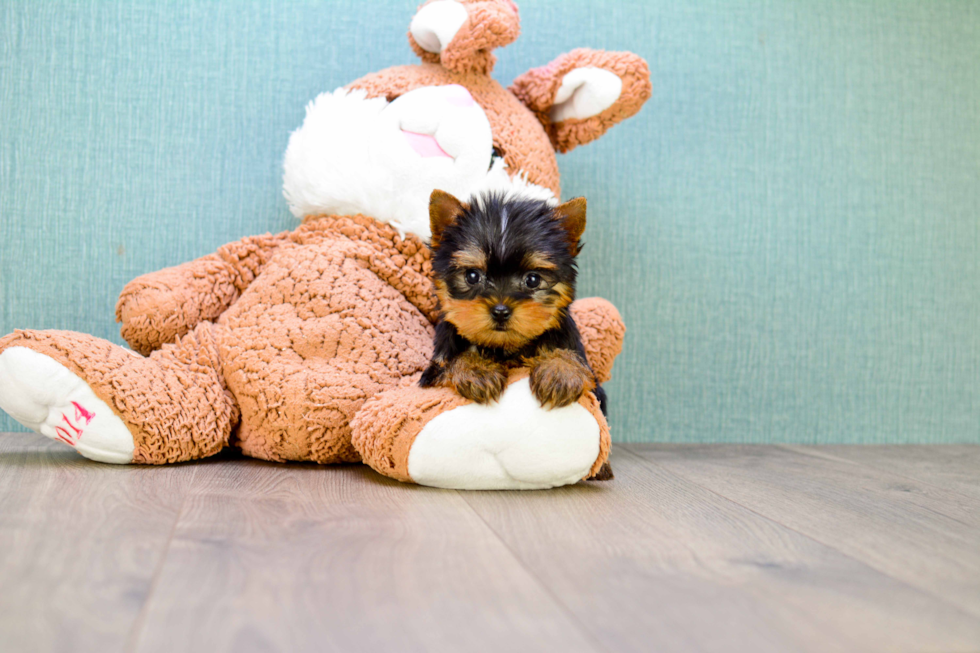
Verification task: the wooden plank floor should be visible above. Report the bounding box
[1,433,978,653]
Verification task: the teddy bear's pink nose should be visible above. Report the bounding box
[402,130,452,159]
[443,84,475,108]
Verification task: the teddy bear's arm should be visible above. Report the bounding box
[570,297,625,384]
[115,232,292,355]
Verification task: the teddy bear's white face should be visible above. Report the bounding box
[282,84,554,240]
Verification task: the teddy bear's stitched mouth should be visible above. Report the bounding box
[401,129,453,159]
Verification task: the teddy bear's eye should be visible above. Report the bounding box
[465,269,482,285]
[489,146,504,170]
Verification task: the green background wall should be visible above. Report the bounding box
[1,0,978,442]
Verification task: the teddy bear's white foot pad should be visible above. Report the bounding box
[0,347,135,463]
[407,378,600,490]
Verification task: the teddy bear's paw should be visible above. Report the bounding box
[0,347,135,463]
[406,378,600,490]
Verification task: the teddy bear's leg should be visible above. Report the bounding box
[352,372,610,490]
[350,297,623,489]
[0,345,135,463]
[229,361,373,465]
[0,324,238,464]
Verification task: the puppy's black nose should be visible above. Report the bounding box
[491,304,512,321]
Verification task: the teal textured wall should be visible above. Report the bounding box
[1,0,978,442]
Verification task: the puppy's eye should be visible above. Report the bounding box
[524,272,542,289]
[465,269,482,285]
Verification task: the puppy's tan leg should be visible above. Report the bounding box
[443,350,507,404]
[528,349,596,409]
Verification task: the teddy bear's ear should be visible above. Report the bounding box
[510,49,652,154]
[408,0,520,75]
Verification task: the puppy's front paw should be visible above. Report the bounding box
[446,352,507,404]
[530,350,596,409]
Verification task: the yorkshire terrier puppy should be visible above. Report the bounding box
[420,187,609,412]
[420,190,613,480]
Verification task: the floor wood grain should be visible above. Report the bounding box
[128,457,596,653]
[1,433,979,653]
[630,444,980,620]
[462,448,980,653]
[796,444,980,501]
[0,434,194,653]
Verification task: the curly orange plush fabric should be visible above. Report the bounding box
[0,0,650,489]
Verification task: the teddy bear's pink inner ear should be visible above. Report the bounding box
[410,1,468,55]
[550,68,623,123]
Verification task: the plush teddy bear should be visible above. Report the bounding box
[0,0,650,490]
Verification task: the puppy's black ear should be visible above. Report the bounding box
[429,190,466,248]
[553,197,587,255]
